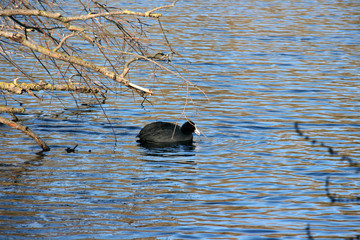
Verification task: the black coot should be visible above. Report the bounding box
[137,121,200,143]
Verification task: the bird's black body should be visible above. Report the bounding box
[137,121,199,144]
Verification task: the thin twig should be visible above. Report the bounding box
[145,0,179,16]
[53,31,76,52]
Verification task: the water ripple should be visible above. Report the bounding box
[1,0,359,239]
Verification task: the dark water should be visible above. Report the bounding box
[1,0,360,239]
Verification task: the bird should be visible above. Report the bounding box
[137,120,200,144]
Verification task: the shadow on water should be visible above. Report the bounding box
[137,140,197,158]
[0,151,46,184]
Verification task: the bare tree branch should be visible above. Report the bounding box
[0,30,152,95]
[0,9,163,21]
[0,106,25,114]
[0,80,102,94]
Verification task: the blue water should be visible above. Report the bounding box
[0,0,359,239]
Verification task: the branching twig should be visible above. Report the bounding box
[121,52,170,77]
[145,0,179,16]
[53,31,77,52]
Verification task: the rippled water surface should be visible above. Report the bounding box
[1,0,360,239]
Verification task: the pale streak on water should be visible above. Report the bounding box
[0,0,359,239]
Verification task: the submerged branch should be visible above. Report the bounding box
[0,116,50,151]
